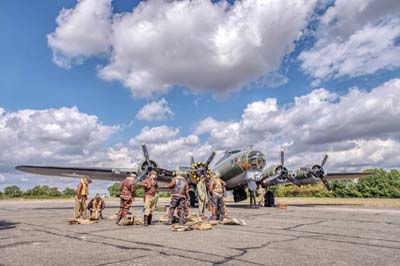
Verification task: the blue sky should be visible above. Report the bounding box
[0,0,399,193]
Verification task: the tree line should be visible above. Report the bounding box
[1,169,399,199]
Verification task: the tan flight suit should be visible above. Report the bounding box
[74,178,89,219]
[87,197,105,220]
[197,180,208,217]
[209,177,226,221]
[257,186,265,207]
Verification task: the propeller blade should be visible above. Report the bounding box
[320,176,332,191]
[190,156,195,166]
[321,154,328,167]
[287,172,302,187]
[280,149,284,167]
[262,174,281,184]
[205,151,216,167]
[142,144,150,163]
[134,167,149,184]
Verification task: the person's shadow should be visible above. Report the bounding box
[0,220,19,230]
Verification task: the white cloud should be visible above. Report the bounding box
[0,106,118,172]
[299,0,400,82]
[0,174,5,183]
[136,98,174,121]
[47,0,112,68]
[195,78,400,169]
[49,0,316,97]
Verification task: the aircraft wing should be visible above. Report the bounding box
[325,172,373,181]
[15,165,133,182]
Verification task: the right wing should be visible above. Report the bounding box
[15,165,133,182]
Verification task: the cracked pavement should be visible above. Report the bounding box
[1,199,400,266]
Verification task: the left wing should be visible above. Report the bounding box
[15,165,131,181]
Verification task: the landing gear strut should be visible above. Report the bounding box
[264,190,275,207]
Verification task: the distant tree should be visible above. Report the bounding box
[158,191,170,197]
[135,184,144,197]
[4,185,22,197]
[0,190,3,197]
[108,183,120,197]
[62,187,76,196]
[48,187,61,197]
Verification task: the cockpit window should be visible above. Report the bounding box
[248,151,266,170]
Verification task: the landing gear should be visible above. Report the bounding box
[264,191,275,207]
[189,190,196,207]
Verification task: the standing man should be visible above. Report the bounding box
[74,177,92,219]
[197,175,208,218]
[87,193,106,220]
[257,184,265,207]
[139,170,158,226]
[166,172,189,225]
[249,190,257,208]
[116,173,136,225]
[208,172,226,221]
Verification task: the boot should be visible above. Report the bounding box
[164,208,174,225]
[148,214,152,225]
[144,215,148,226]
[116,216,122,225]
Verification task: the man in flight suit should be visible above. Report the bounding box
[208,172,226,221]
[197,175,208,217]
[74,177,92,219]
[87,193,106,220]
[166,172,189,225]
[116,173,136,225]
[139,170,158,226]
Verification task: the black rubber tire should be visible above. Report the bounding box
[189,191,196,207]
[264,191,275,207]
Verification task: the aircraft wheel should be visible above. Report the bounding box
[264,191,275,207]
[189,191,196,207]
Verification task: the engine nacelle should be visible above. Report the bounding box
[295,164,322,181]
[262,164,288,183]
[137,159,159,174]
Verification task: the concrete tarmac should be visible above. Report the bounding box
[1,199,400,266]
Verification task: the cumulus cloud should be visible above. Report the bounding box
[49,0,316,97]
[195,78,400,169]
[300,0,400,82]
[136,98,174,121]
[47,0,112,68]
[0,174,5,183]
[0,106,118,172]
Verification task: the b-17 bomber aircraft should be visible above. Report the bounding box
[16,144,372,207]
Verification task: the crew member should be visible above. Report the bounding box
[257,184,265,207]
[166,172,189,225]
[197,175,208,217]
[74,177,92,219]
[87,193,106,220]
[208,172,226,221]
[139,170,158,226]
[249,189,257,208]
[116,173,136,225]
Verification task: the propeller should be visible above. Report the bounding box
[134,144,175,183]
[188,151,216,183]
[300,154,332,191]
[262,150,301,187]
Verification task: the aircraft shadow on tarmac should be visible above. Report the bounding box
[0,221,19,231]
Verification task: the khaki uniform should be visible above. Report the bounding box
[74,178,89,219]
[209,177,226,221]
[87,198,105,220]
[139,178,158,216]
[197,180,208,216]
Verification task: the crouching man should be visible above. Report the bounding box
[165,172,189,225]
[87,193,105,220]
[116,173,136,225]
[139,170,158,226]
